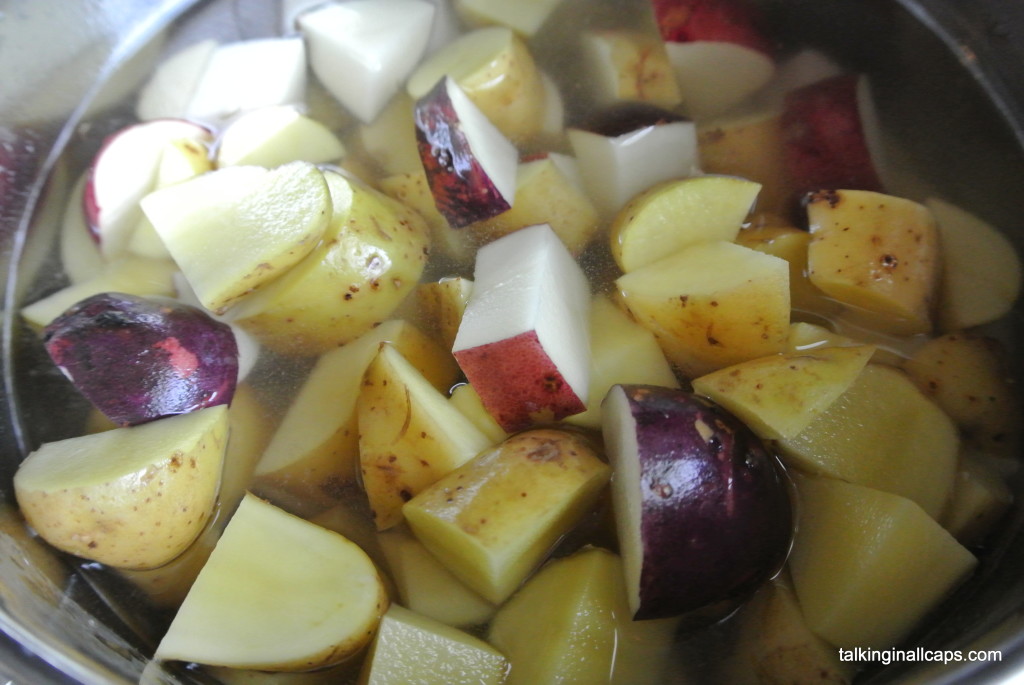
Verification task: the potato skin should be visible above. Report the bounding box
[43,292,238,426]
[606,385,794,619]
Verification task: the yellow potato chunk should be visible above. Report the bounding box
[403,429,610,604]
[234,172,430,356]
[615,240,791,378]
[940,455,1014,547]
[806,189,940,335]
[696,107,792,215]
[692,345,874,440]
[778,363,958,519]
[252,320,458,511]
[723,573,854,685]
[360,605,508,685]
[359,343,492,530]
[155,494,388,671]
[488,547,679,685]
[901,332,1021,455]
[788,474,977,650]
[15,405,228,571]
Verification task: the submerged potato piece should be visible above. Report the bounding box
[377,170,474,267]
[407,26,547,143]
[14,405,228,570]
[155,493,388,671]
[377,526,496,628]
[403,429,611,604]
[735,222,840,317]
[610,175,761,273]
[788,474,977,650]
[140,162,332,314]
[581,29,682,110]
[116,383,273,607]
[469,154,601,255]
[940,455,1014,547]
[696,107,792,215]
[778,364,959,519]
[723,574,854,685]
[411,277,475,352]
[20,256,177,330]
[615,240,790,378]
[901,332,1021,455]
[806,189,940,335]
[233,171,430,356]
[252,320,458,510]
[566,294,679,430]
[359,343,492,530]
[360,604,508,685]
[602,385,793,619]
[692,345,874,440]
[488,547,680,685]
[927,197,1022,331]
[42,292,238,427]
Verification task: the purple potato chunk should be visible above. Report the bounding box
[601,384,793,620]
[413,77,515,228]
[43,292,238,426]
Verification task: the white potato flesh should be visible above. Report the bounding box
[155,493,388,671]
[215,105,346,168]
[135,39,218,121]
[926,197,1023,330]
[666,41,775,120]
[452,223,591,432]
[87,119,213,260]
[569,121,700,217]
[186,37,307,125]
[610,174,762,273]
[300,0,435,123]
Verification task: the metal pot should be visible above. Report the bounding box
[1,0,1022,682]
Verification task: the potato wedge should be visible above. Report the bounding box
[615,240,790,377]
[234,171,430,356]
[15,405,228,570]
[141,162,332,314]
[252,320,458,511]
[155,493,388,671]
[788,474,976,650]
[359,343,492,530]
[778,364,958,519]
[692,345,874,440]
[360,604,508,685]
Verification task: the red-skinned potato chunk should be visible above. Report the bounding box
[650,0,775,55]
[453,224,591,433]
[781,74,883,198]
[601,384,793,620]
[43,292,238,426]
